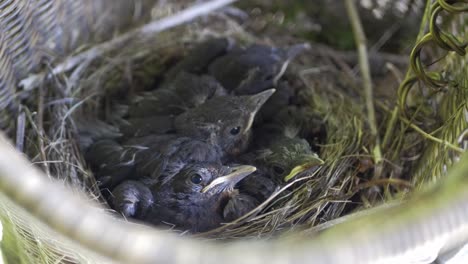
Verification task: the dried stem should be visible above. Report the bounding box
[344,0,382,176]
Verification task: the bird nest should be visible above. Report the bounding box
[3,0,467,261]
[15,18,395,236]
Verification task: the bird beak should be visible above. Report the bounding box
[202,165,257,194]
[283,153,324,182]
[244,89,276,131]
[286,43,310,60]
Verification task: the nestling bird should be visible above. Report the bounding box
[256,105,327,149]
[222,192,260,223]
[118,115,176,139]
[86,134,223,190]
[250,103,325,184]
[121,87,273,143]
[87,89,274,189]
[110,163,257,233]
[208,43,308,95]
[175,88,275,157]
[128,71,227,118]
[166,38,231,78]
[251,136,323,183]
[254,81,296,125]
[85,139,136,189]
[222,136,324,221]
[236,136,323,203]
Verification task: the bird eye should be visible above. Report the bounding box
[230,126,241,135]
[272,165,285,175]
[190,174,203,184]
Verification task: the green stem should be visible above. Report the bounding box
[344,0,382,176]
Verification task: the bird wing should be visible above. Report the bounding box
[174,73,227,109]
[238,173,277,202]
[128,89,184,117]
[75,117,122,151]
[85,139,137,189]
[118,115,176,139]
[223,192,259,222]
[166,38,230,78]
[125,135,221,185]
[110,180,154,219]
[125,135,173,182]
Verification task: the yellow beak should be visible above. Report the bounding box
[283,154,324,182]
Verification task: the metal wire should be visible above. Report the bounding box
[0,0,157,132]
[397,0,467,116]
[409,0,467,88]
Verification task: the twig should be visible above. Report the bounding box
[15,108,26,152]
[351,178,413,194]
[385,63,404,83]
[19,0,238,91]
[37,83,50,176]
[344,0,382,176]
[381,63,403,150]
[381,106,399,149]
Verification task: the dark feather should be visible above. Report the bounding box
[223,193,259,222]
[110,180,154,219]
[166,38,231,78]
[128,72,227,118]
[118,115,176,139]
[209,44,307,94]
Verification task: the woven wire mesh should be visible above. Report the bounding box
[411,39,468,186]
[0,0,158,132]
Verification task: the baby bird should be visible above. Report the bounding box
[118,115,176,138]
[110,163,257,233]
[222,135,323,222]
[208,43,308,95]
[87,89,275,189]
[166,38,231,78]
[256,105,327,150]
[237,136,323,203]
[119,88,274,144]
[251,136,323,183]
[86,134,223,190]
[175,89,275,157]
[128,71,227,118]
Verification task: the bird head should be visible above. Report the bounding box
[209,43,308,94]
[174,89,275,156]
[255,137,324,182]
[162,163,256,197]
[233,45,289,94]
[153,163,256,232]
